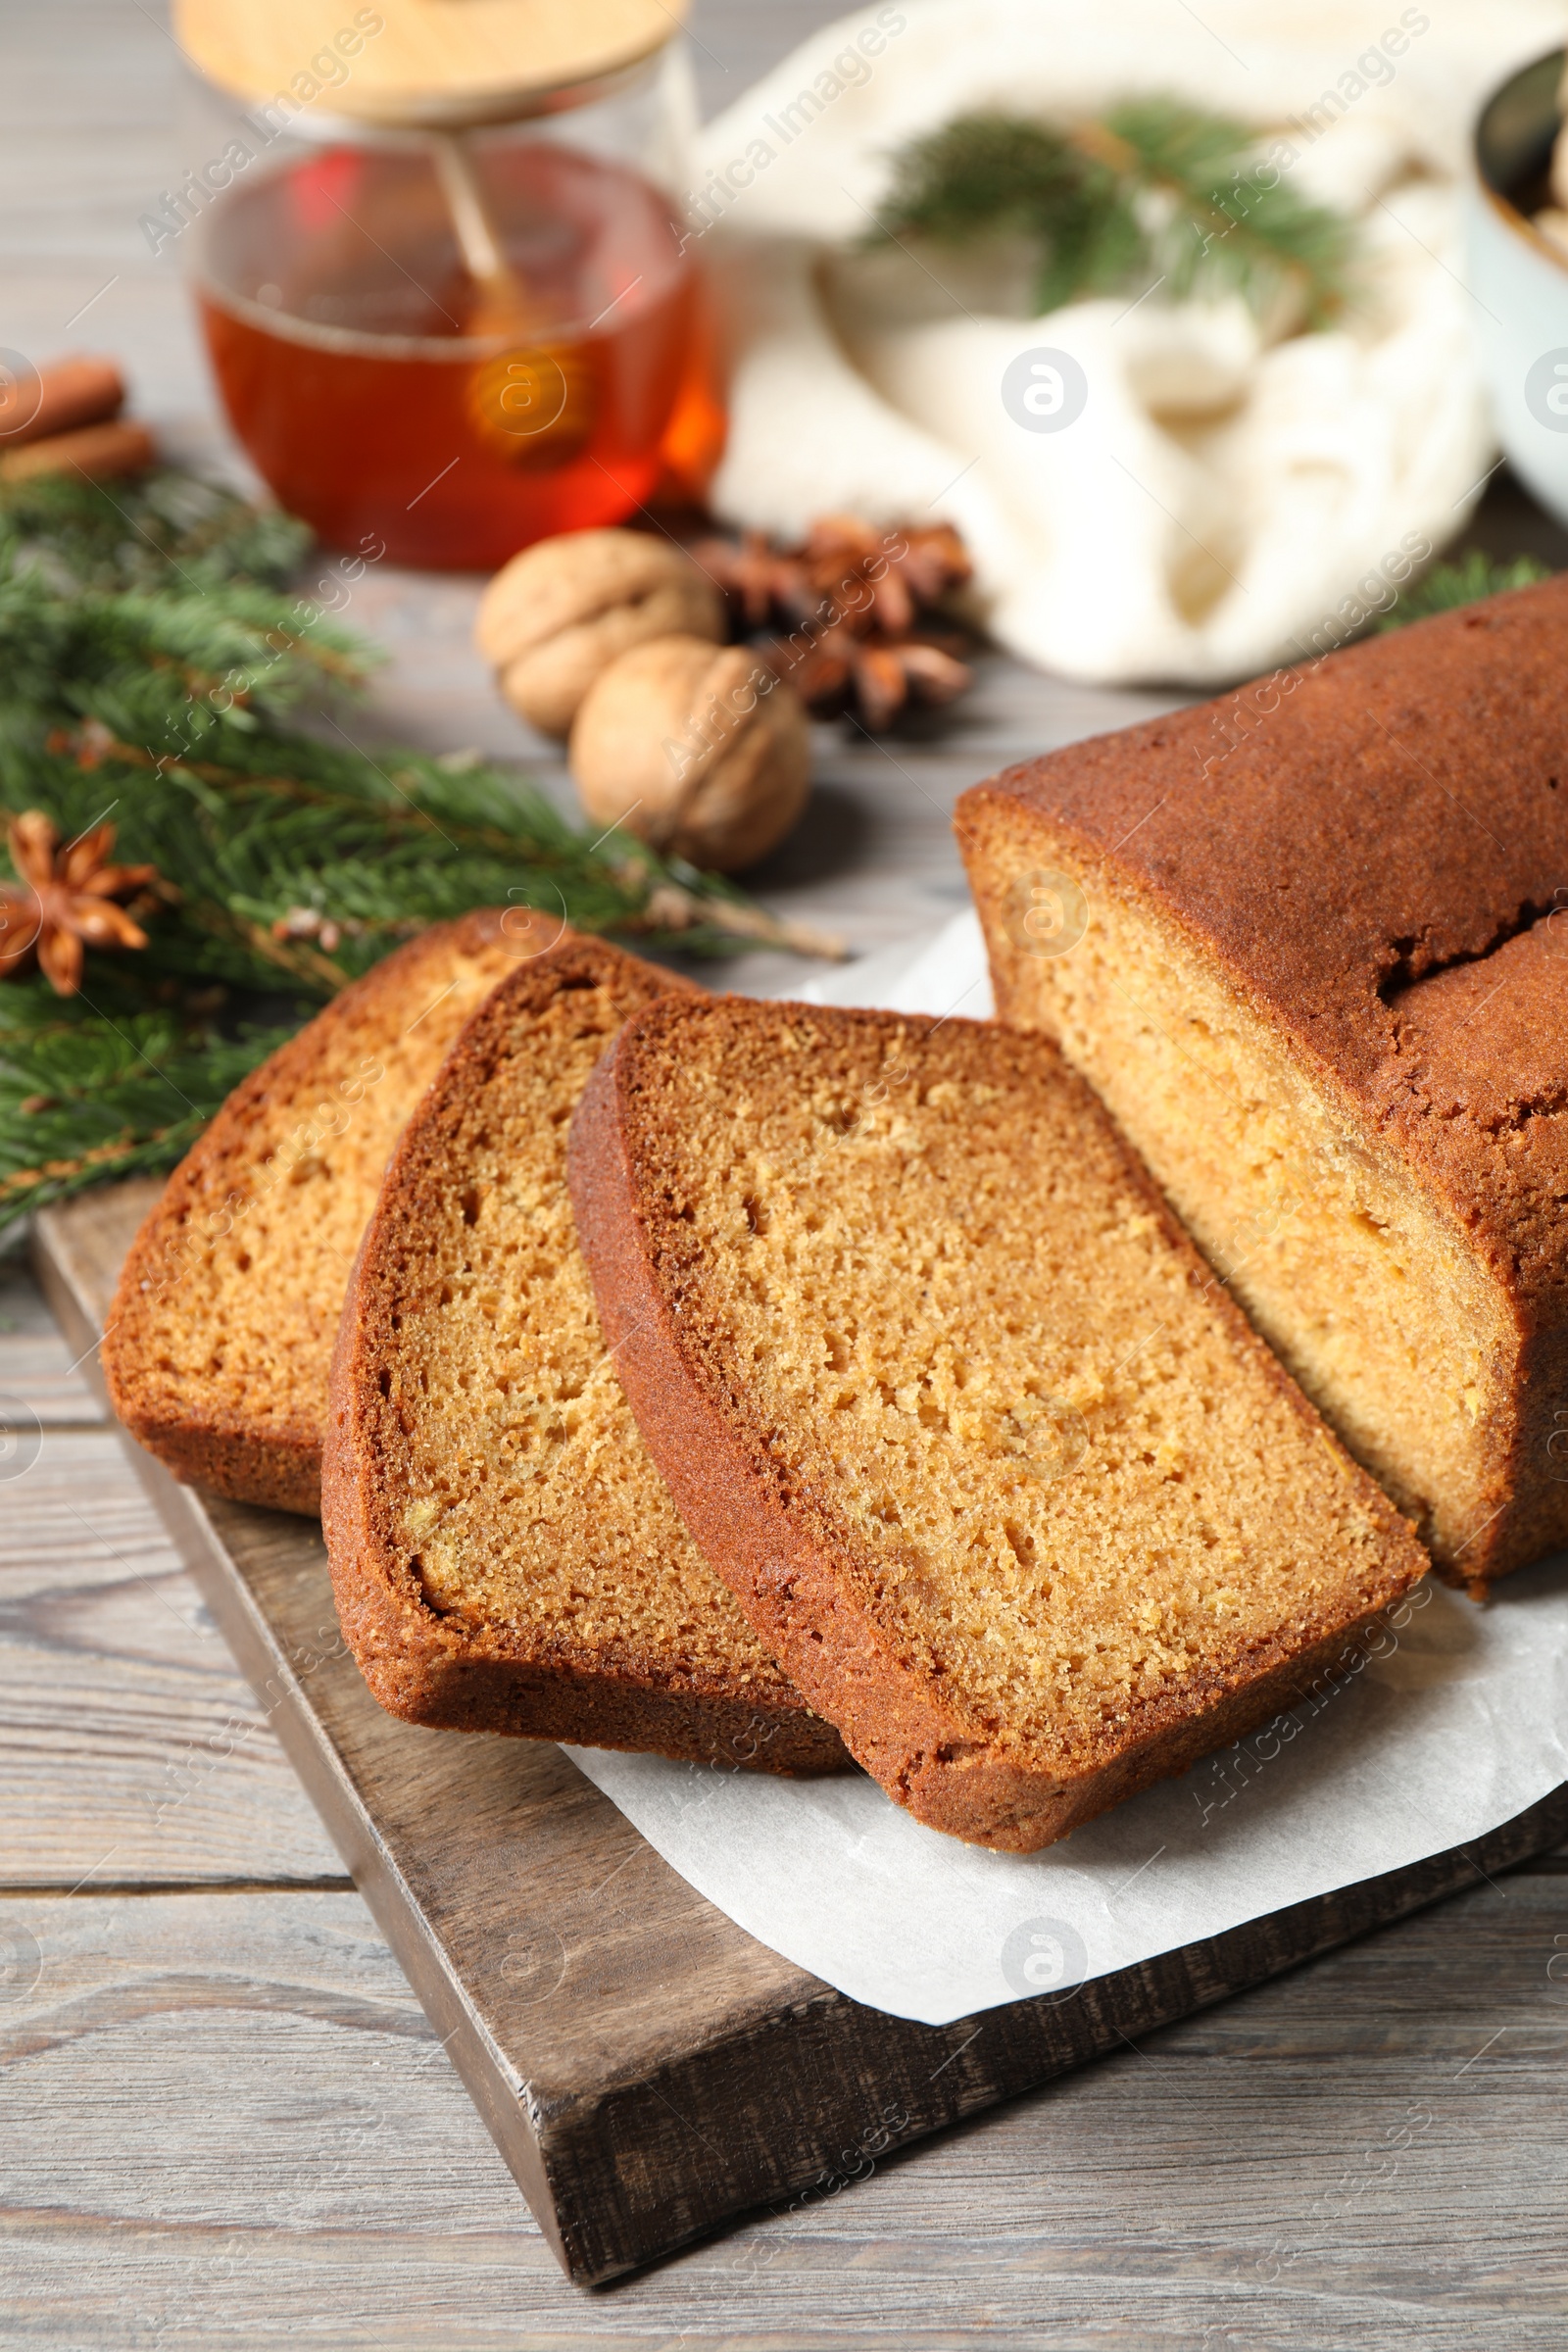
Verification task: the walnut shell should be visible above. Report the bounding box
[569,636,811,873]
[476,528,725,739]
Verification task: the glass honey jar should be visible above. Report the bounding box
[171,0,725,567]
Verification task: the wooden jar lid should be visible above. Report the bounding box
[173,0,687,129]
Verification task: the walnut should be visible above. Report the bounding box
[475,529,725,739]
[568,636,811,873]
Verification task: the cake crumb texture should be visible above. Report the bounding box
[958,574,1568,1587]
[570,996,1425,1848]
[321,939,847,1773]
[103,909,541,1512]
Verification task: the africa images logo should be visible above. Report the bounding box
[1525,349,1568,433]
[1002,348,1090,434]
[1000,1915,1088,2002]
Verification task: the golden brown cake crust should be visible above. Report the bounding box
[569,995,1425,1851]
[321,938,848,1775]
[957,578,1568,1586]
[103,908,546,1514]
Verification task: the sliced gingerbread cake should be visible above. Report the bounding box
[569,996,1424,1850]
[321,940,847,1773]
[958,574,1568,1590]
[105,909,542,1513]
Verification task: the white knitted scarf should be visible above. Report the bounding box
[694,0,1566,685]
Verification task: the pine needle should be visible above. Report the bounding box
[872,102,1355,327]
[1374,550,1551,629]
[0,469,835,1233]
[0,975,295,1223]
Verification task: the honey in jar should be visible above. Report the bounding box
[174,0,724,567]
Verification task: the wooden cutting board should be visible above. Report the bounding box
[33,1179,1568,2286]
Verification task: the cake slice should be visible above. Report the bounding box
[569,996,1425,1850]
[321,938,847,1772]
[957,575,1568,1590]
[104,909,544,1512]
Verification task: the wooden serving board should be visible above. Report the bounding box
[34,1180,1568,2287]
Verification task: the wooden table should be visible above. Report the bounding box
[5,5,1568,2343]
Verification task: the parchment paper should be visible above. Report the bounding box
[566,913,1568,2026]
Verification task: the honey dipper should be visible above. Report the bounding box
[430,129,595,460]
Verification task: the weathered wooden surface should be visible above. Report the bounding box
[2,1427,348,1887]
[0,1252,346,1891]
[4,1872,1568,2347]
[6,0,1568,2339]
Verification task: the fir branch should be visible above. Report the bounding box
[0,490,821,973]
[0,467,836,1233]
[872,116,1141,315]
[872,102,1354,326]
[1375,550,1551,630]
[1102,100,1353,326]
[0,467,312,595]
[0,975,293,1224]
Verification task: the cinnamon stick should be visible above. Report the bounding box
[0,417,155,483]
[0,355,125,447]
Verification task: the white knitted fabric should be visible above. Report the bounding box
[694,0,1566,685]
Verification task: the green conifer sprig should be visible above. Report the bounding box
[0,470,826,1235]
[0,466,313,596]
[872,101,1355,326]
[0,973,296,1221]
[1372,549,1550,629]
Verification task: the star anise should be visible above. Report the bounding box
[770,624,974,730]
[694,514,976,728]
[691,530,809,629]
[0,810,158,995]
[694,517,973,641]
[796,515,973,639]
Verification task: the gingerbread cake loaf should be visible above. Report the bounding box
[957,575,1568,1592]
[322,940,846,1772]
[104,908,540,1512]
[569,996,1423,1851]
